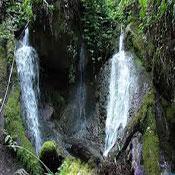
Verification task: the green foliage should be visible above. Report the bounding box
[3,0,33,29]
[114,0,169,28]
[58,157,93,175]
[0,0,32,66]
[138,0,147,18]
[0,22,13,40]
[80,0,117,65]
[126,23,154,71]
[159,0,167,18]
[165,103,175,123]
[4,87,43,175]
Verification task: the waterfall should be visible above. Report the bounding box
[78,44,86,123]
[15,28,41,153]
[73,43,86,132]
[104,31,137,157]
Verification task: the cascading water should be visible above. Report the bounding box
[73,43,87,132]
[104,31,137,157]
[15,28,41,153]
[78,44,86,123]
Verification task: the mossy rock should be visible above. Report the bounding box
[166,105,175,123]
[39,141,64,173]
[126,90,160,175]
[127,89,155,132]
[4,87,43,175]
[143,106,160,175]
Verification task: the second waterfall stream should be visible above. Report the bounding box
[15,28,42,153]
[104,31,137,157]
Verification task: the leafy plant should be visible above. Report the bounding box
[4,130,53,175]
[4,87,44,175]
[80,0,117,69]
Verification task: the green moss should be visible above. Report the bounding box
[127,89,155,131]
[134,56,143,67]
[166,105,175,123]
[4,87,43,175]
[58,157,94,175]
[39,141,57,158]
[136,90,161,175]
[39,141,62,173]
[126,23,154,71]
[160,97,175,123]
[127,90,160,174]
[138,0,148,18]
[143,106,160,175]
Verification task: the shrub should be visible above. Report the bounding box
[58,157,94,175]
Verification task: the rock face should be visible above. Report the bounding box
[31,0,80,97]
[40,104,54,121]
[28,1,175,174]
[96,51,151,146]
[130,132,144,175]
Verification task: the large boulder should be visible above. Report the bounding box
[39,141,64,173]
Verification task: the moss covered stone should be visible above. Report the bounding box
[165,105,175,123]
[39,140,64,173]
[143,106,160,175]
[127,90,160,175]
[136,90,160,175]
[4,87,43,175]
[127,89,155,132]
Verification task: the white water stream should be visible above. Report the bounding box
[104,31,137,157]
[15,28,41,153]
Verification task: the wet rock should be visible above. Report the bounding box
[98,154,132,175]
[66,139,103,164]
[40,104,54,121]
[130,132,144,175]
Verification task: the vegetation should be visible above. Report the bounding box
[4,87,43,175]
[127,90,160,174]
[143,106,160,175]
[127,89,155,131]
[1,0,175,174]
[80,0,117,70]
[115,0,175,100]
[39,141,57,158]
[39,141,63,173]
[58,157,94,175]
[3,0,32,28]
[0,43,7,101]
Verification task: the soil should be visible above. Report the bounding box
[0,117,23,175]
